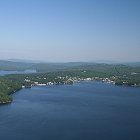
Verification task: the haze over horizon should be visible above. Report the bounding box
[0,0,140,62]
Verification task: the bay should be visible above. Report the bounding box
[0,70,36,76]
[0,81,140,140]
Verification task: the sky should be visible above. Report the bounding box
[0,0,140,62]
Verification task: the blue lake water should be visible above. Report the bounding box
[0,70,36,76]
[0,81,140,140]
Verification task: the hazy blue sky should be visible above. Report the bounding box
[0,0,140,62]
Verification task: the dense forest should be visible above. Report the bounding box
[0,61,140,104]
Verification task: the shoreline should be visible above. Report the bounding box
[0,79,140,105]
[0,100,12,105]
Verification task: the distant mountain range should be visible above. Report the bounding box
[0,59,140,72]
[6,59,140,66]
[7,59,44,63]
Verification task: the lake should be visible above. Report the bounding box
[0,81,140,140]
[0,70,37,76]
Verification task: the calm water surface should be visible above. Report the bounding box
[0,81,140,140]
[0,70,36,76]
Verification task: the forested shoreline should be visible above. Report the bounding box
[0,62,140,104]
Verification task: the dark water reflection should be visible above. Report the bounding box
[0,81,140,140]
